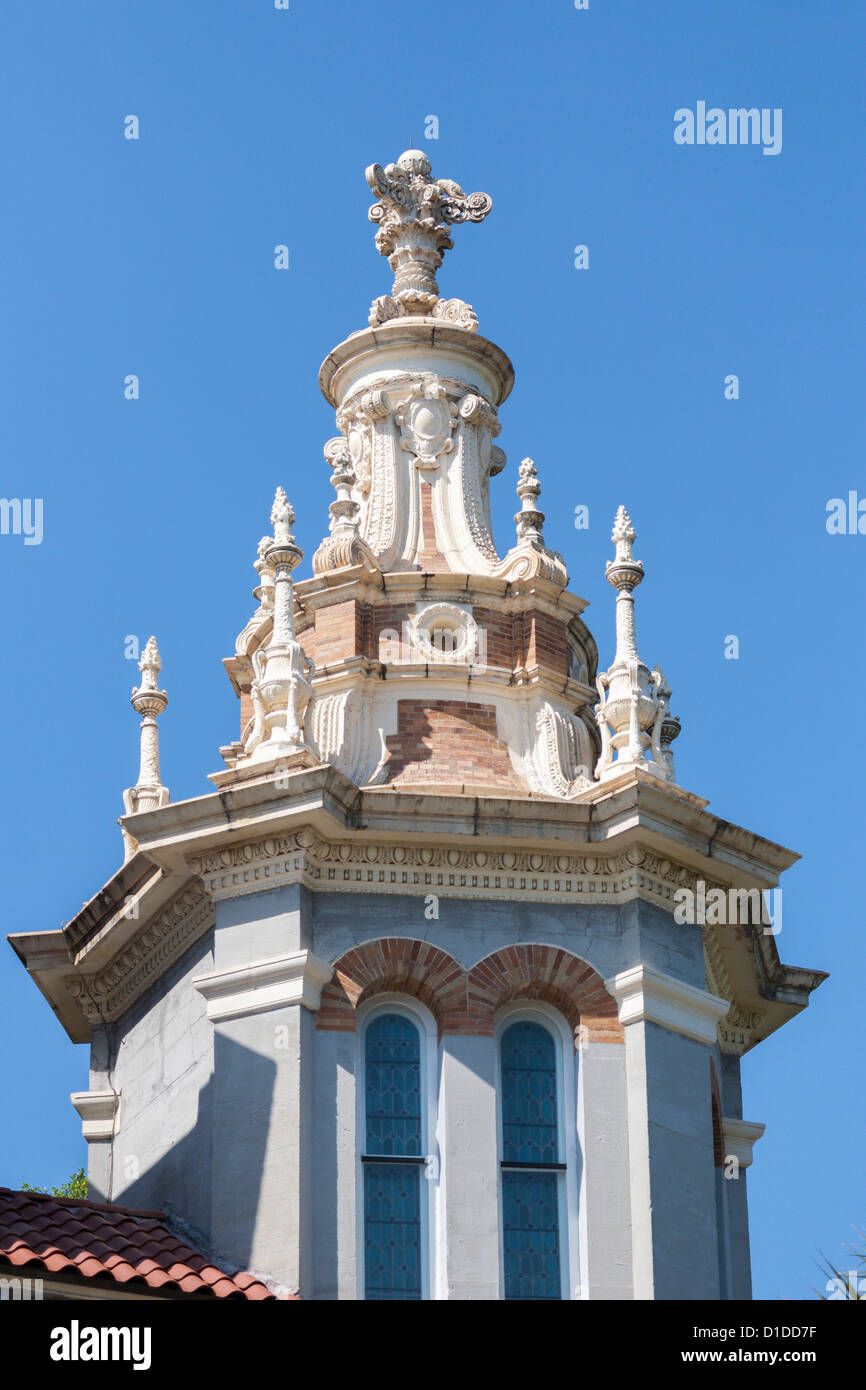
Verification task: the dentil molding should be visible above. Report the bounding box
[186,828,729,911]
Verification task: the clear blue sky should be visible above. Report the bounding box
[1,1,862,1300]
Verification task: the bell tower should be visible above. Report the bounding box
[11,150,826,1301]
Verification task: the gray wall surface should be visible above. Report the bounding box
[83,885,740,1300]
[88,930,215,1240]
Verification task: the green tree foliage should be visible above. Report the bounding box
[21,1168,87,1200]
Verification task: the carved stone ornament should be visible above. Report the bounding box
[594,507,679,783]
[531,703,594,798]
[406,602,483,665]
[652,666,681,780]
[395,377,459,470]
[66,880,213,1025]
[237,489,316,768]
[309,687,374,785]
[369,294,479,332]
[493,457,568,587]
[431,298,479,332]
[121,636,170,860]
[312,440,380,575]
[186,830,727,924]
[365,149,492,315]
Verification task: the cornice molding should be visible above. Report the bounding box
[293,567,590,622]
[186,828,728,910]
[192,950,333,1021]
[14,771,822,1052]
[118,764,796,887]
[722,1117,766,1168]
[64,881,214,1026]
[184,831,801,1053]
[70,1090,120,1141]
[318,319,515,408]
[605,963,730,1045]
[704,928,754,1054]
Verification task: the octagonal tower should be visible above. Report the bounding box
[10,150,825,1303]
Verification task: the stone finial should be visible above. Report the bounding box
[131,636,167,718]
[611,503,636,554]
[268,486,299,559]
[263,487,303,648]
[594,508,678,784]
[496,456,567,587]
[514,457,546,545]
[650,666,681,780]
[238,489,316,770]
[230,537,275,672]
[607,506,644,598]
[254,535,276,606]
[312,440,379,575]
[271,485,293,535]
[365,149,491,320]
[326,444,361,535]
[121,636,170,859]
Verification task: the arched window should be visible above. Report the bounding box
[362,1011,427,1300]
[499,1018,565,1300]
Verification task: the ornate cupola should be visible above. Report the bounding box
[219,150,600,799]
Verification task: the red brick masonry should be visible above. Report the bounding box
[382,700,521,789]
[298,600,569,676]
[316,938,623,1044]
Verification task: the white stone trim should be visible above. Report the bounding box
[70,1090,120,1141]
[605,964,730,1045]
[722,1117,765,1168]
[192,949,332,1021]
[189,832,727,913]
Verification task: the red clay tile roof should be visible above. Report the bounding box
[0,1187,289,1299]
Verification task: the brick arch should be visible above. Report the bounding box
[315,938,623,1044]
[467,944,622,1044]
[316,938,465,1034]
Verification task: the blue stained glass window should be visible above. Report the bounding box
[364,1013,423,1300]
[501,1020,558,1164]
[365,1012,422,1157]
[500,1021,563,1300]
[364,1163,422,1301]
[502,1171,561,1300]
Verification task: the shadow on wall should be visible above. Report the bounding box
[100,1034,276,1274]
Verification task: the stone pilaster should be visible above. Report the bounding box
[576,1039,633,1299]
[439,1035,500,1299]
[607,964,730,1299]
[192,885,330,1293]
[722,1116,765,1300]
